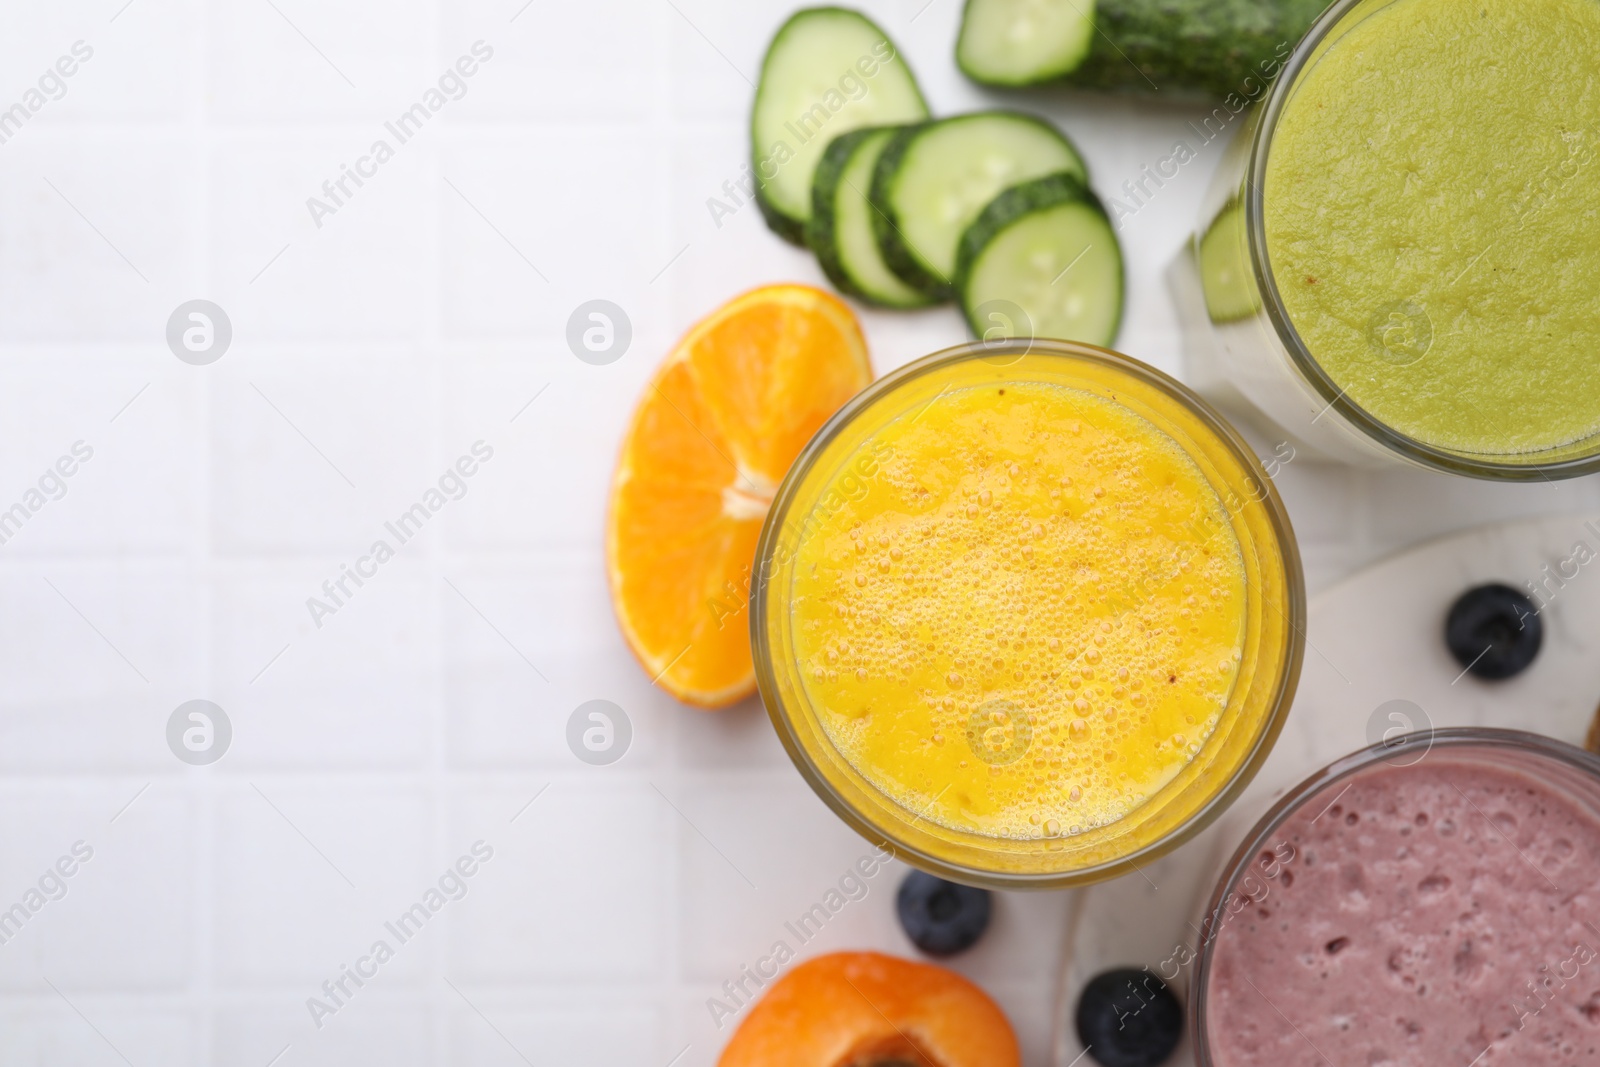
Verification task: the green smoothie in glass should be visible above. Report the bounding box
[1264,0,1600,456]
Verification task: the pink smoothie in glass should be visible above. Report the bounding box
[1204,754,1600,1066]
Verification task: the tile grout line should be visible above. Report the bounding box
[193,0,219,1058]
[424,4,452,1056]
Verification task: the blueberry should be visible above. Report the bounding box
[1445,583,1542,681]
[1075,968,1183,1067]
[895,871,991,957]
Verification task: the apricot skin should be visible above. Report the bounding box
[718,951,1021,1067]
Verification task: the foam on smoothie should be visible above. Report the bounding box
[1205,754,1600,1066]
[790,381,1248,840]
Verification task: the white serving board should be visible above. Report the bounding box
[1053,514,1600,1067]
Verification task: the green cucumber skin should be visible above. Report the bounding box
[955,171,1092,282]
[866,122,949,300]
[870,112,1086,301]
[954,172,1124,345]
[959,0,1332,99]
[1073,0,1328,98]
[756,183,808,247]
[750,6,929,246]
[807,128,939,309]
[808,129,876,295]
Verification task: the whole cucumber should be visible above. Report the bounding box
[957,0,1332,100]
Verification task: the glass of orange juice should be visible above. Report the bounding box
[751,338,1304,888]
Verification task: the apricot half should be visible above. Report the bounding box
[718,951,1021,1067]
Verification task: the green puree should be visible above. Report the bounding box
[1265,0,1600,455]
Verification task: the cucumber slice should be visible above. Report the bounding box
[956,0,1096,86]
[808,127,938,309]
[871,111,1087,298]
[1198,201,1262,323]
[751,8,930,245]
[955,172,1124,347]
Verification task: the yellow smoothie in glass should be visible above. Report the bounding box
[754,341,1303,886]
[791,382,1247,839]
[1264,0,1600,456]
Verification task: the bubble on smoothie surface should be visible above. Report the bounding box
[789,381,1248,839]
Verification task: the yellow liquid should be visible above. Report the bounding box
[790,381,1248,839]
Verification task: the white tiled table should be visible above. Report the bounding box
[2,2,1597,1065]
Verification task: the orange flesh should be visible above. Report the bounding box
[607,285,872,706]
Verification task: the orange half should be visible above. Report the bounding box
[607,285,872,708]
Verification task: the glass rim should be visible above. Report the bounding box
[1189,727,1600,1062]
[749,337,1307,889]
[1245,0,1600,480]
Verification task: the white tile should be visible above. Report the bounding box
[439,563,560,768]
[448,996,659,1067]
[440,360,638,555]
[212,784,432,986]
[208,356,434,555]
[443,559,668,769]
[0,3,195,123]
[854,304,972,378]
[675,699,788,771]
[0,136,199,341]
[676,776,891,982]
[207,0,433,121]
[214,1000,433,1067]
[443,0,661,122]
[0,1004,194,1066]
[211,565,432,769]
[0,360,199,556]
[208,135,432,342]
[669,989,732,1067]
[666,4,779,121]
[438,133,667,339]
[447,783,668,982]
[0,564,202,772]
[0,788,194,992]
[666,128,824,323]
